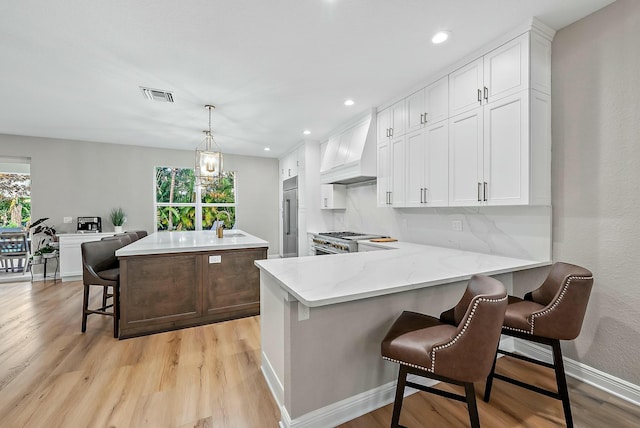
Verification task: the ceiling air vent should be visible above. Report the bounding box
[139,86,174,102]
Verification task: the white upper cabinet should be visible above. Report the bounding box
[377,100,405,141]
[378,22,553,208]
[377,140,391,206]
[449,108,484,206]
[449,57,484,117]
[483,34,529,103]
[406,76,449,133]
[320,184,347,209]
[405,121,449,207]
[450,33,529,117]
[280,149,299,181]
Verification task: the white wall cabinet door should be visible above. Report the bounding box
[483,92,529,205]
[281,151,299,180]
[320,184,347,209]
[377,100,405,142]
[405,89,426,134]
[449,58,484,117]
[424,121,449,206]
[425,76,449,125]
[449,108,484,206]
[483,34,529,104]
[390,136,405,207]
[405,129,425,206]
[377,141,391,206]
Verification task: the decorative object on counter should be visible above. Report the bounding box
[195,104,223,185]
[109,207,126,233]
[213,210,230,238]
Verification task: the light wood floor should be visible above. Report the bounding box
[1,280,639,428]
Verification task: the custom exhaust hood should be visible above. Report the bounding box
[320,110,377,185]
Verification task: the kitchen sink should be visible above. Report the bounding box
[223,230,245,237]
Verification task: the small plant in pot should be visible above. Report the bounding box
[110,207,126,233]
[29,217,56,256]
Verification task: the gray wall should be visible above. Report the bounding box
[0,134,280,255]
[544,0,640,384]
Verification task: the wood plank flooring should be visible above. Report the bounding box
[1,279,639,427]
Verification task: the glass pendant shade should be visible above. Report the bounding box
[195,105,224,183]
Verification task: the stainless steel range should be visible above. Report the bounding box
[311,232,383,255]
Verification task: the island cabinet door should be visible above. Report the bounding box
[119,253,204,337]
[203,248,266,319]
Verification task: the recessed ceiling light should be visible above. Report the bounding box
[264,147,271,151]
[432,31,449,44]
[303,130,311,135]
[344,99,355,106]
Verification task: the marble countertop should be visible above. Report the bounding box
[116,229,269,257]
[255,240,549,307]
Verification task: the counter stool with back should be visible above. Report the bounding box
[381,275,508,428]
[483,262,594,427]
[80,239,124,338]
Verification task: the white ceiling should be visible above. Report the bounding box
[0,0,614,158]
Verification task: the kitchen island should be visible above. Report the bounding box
[255,242,550,427]
[116,230,268,339]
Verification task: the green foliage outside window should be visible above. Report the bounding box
[0,173,31,228]
[154,168,235,231]
[156,206,196,231]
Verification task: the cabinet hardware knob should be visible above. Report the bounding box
[478,182,482,202]
[478,89,482,103]
[484,86,488,101]
[484,182,488,202]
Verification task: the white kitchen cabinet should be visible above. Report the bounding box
[390,137,405,207]
[449,34,529,117]
[280,150,299,180]
[320,184,346,209]
[377,100,405,141]
[449,90,549,206]
[59,233,115,280]
[377,140,391,206]
[405,121,449,207]
[406,76,449,133]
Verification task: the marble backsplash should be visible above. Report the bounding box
[332,182,551,261]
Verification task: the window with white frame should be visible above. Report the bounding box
[154,167,236,231]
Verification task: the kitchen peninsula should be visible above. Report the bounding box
[115,230,268,339]
[256,242,550,427]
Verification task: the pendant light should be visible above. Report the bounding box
[195,104,223,184]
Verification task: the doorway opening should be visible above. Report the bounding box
[0,157,31,282]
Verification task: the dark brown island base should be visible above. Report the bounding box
[115,230,268,339]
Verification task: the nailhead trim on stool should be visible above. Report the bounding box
[383,296,507,373]
[503,275,593,335]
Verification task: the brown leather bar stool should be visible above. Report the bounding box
[381,275,508,428]
[126,230,148,239]
[483,262,594,428]
[81,239,123,338]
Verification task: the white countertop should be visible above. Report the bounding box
[255,240,549,307]
[116,229,269,257]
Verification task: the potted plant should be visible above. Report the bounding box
[110,207,126,233]
[29,217,56,255]
[40,245,57,258]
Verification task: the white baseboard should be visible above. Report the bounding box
[261,352,284,409]
[512,339,640,406]
[269,336,640,427]
[274,339,514,428]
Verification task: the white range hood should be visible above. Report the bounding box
[320,110,377,185]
